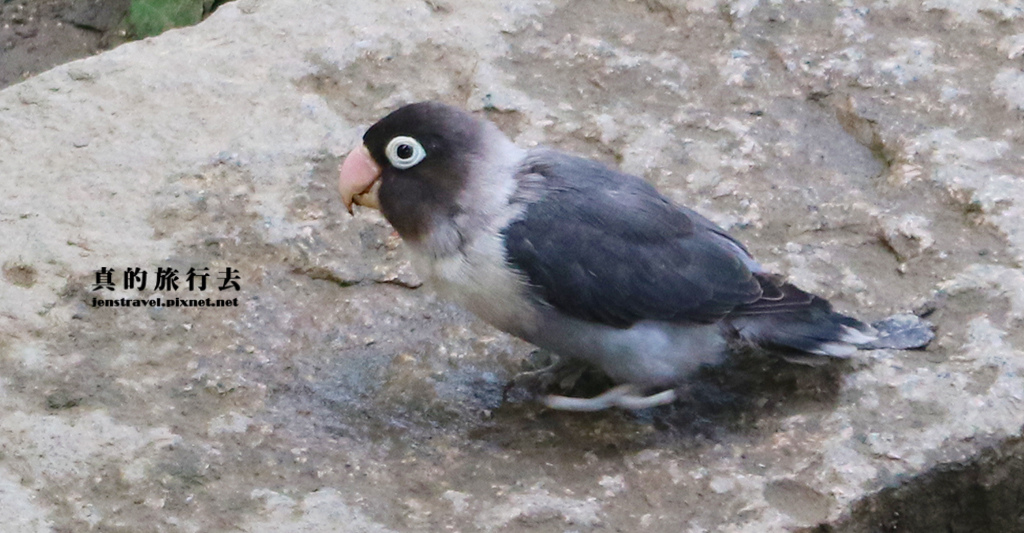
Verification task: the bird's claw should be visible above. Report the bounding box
[543,384,677,411]
[503,351,592,401]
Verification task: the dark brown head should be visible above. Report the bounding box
[338,102,490,242]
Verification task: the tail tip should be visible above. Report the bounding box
[863,313,935,350]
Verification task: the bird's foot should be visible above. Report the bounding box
[503,351,591,401]
[543,384,677,411]
[511,352,565,383]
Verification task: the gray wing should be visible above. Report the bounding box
[502,151,763,328]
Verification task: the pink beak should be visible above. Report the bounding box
[338,144,382,214]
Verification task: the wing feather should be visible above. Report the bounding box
[503,151,762,328]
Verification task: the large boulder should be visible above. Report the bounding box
[0,1,1022,531]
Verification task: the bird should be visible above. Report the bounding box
[337,101,931,411]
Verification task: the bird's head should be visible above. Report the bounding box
[338,101,494,243]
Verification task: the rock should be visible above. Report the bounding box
[877,213,935,262]
[0,1,1022,532]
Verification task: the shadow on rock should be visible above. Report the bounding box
[494,347,851,446]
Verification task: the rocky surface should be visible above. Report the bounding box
[1,0,1023,531]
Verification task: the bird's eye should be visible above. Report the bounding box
[385,136,426,169]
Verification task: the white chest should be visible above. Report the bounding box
[408,230,536,338]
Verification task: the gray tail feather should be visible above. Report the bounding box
[728,277,879,357]
[862,313,935,350]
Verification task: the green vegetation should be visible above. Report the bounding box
[129,0,205,38]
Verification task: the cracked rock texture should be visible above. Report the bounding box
[1,0,1023,531]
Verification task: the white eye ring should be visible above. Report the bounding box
[385,136,426,169]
